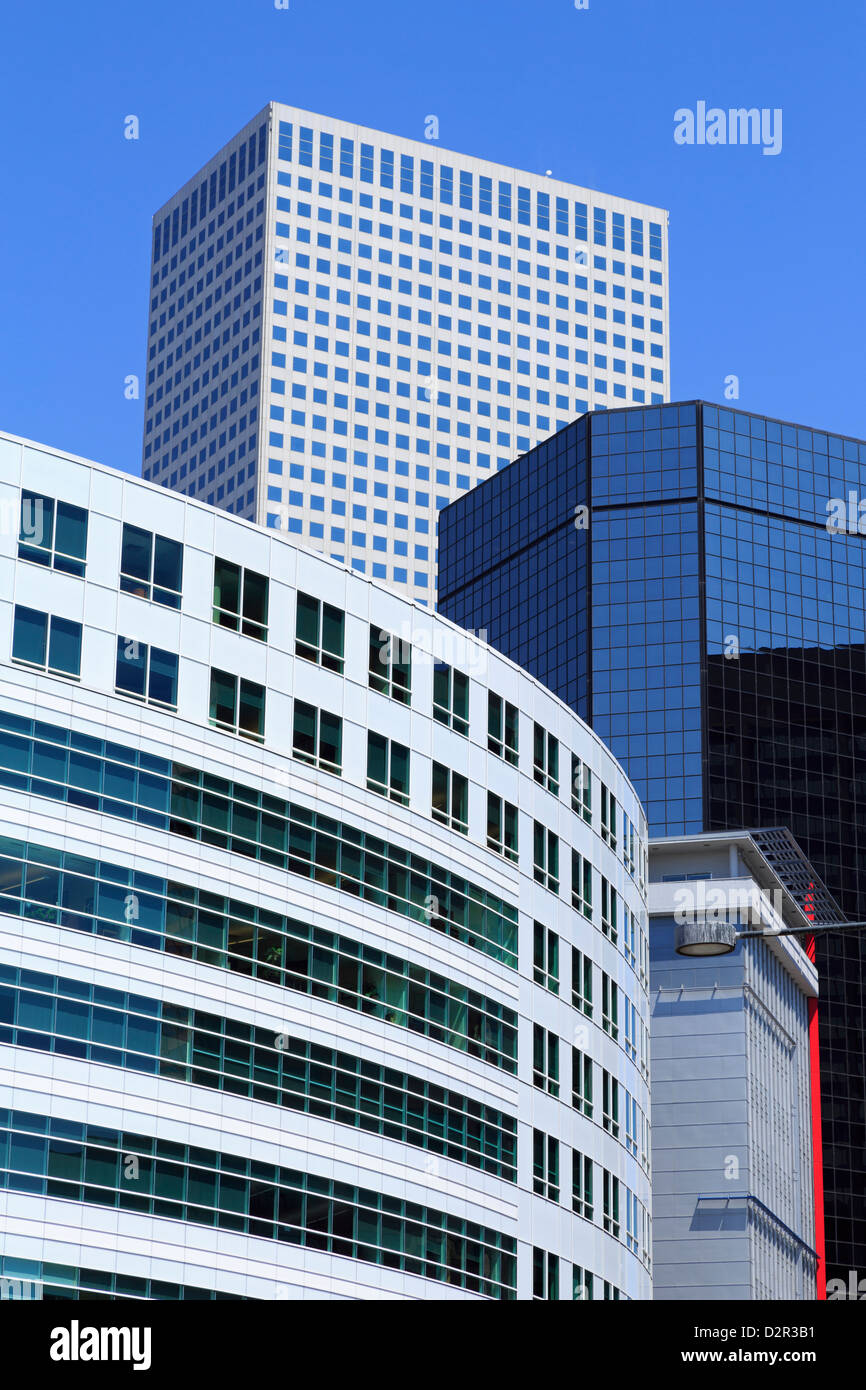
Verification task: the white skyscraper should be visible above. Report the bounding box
[142,103,670,603]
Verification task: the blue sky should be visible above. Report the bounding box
[0,0,863,475]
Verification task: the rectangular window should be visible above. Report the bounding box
[433,662,469,735]
[120,524,183,608]
[601,972,618,1040]
[367,732,410,806]
[623,811,637,877]
[571,850,592,919]
[603,1170,620,1237]
[295,592,344,672]
[571,754,592,822]
[213,558,269,641]
[532,1024,559,1097]
[292,700,342,775]
[573,1266,594,1301]
[533,722,559,794]
[432,763,468,834]
[533,823,559,893]
[533,1130,560,1202]
[601,876,618,943]
[572,1150,593,1220]
[571,948,593,1018]
[12,606,81,679]
[602,1068,619,1137]
[533,921,559,994]
[571,1046,593,1118]
[368,625,411,703]
[208,668,265,742]
[487,692,518,765]
[532,1249,559,1301]
[116,637,178,710]
[487,793,518,862]
[18,490,88,576]
[601,785,618,850]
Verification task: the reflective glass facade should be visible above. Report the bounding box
[439,399,866,1283]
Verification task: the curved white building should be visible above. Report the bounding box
[0,428,651,1301]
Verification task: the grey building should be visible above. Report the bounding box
[648,831,820,1300]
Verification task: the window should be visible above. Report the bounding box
[571,754,591,822]
[602,1069,619,1137]
[571,1046,593,1118]
[18,490,88,576]
[603,1281,621,1302]
[571,949,593,1017]
[624,994,638,1063]
[120,524,183,608]
[432,762,468,833]
[368,625,411,703]
[367,732,410,805]
[533,1130,559,1202]
[11,607,81,679]
[601,877,618,943]
[603,1170,620,1237]
[533,722,559,793]
[623,906,636,970]
[295,592,344,672]
[487,793,518,862]
[572,1151,593,1220]
[601,784,618,849]
[602,972,618,1040]
[623,810,637,877]
[488,692,518,764]
[433,662,469,735]
[533,921,559,993]
[532,1024,559,1096]
[532,1249,559,1301]
[571,850,592,918]
[213,558,269,640]
[533,823,559,893]
[292,701,342,774]
[624,1091,639,1160]
[208,669,265,741]
[116,637,178,710]
[573,1266,594,1301]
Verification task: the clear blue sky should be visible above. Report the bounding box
[0,0,863,475]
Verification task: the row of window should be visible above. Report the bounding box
[0,966,516,1179]
[0,1257,246,1301]
[532,1248,626,1301]
[0,832,517,1066]
[0,1111,517,1299]
[16,490,646,877]
[275,120,664,258]
[533,1129,650,1263]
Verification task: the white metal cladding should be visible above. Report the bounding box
[0,429,651,1300]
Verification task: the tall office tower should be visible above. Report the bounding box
[141,103,670,604]
[0,427,651,1301]
[648,831,820,1301]
[437,399,866,1287]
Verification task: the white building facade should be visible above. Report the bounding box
[649,833,820,1300]
[0,428,651,1301]
[141,103,671,604]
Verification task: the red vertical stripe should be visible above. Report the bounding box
[806,932,826,1299]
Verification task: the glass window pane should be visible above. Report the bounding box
[238,680,265,740]
[115,637,147,698]
[12,607,47,667]
[214,559,241,628]
[209,670,236,727]
[241,571,268,637]
[120,525,152,588]
[148,648,178,708]
[153,537,183,603]
[54,502,88,565]
[47,618,81,677]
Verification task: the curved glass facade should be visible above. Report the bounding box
[0,428,650,1300]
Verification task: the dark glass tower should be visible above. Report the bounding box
[438,400,866,1283]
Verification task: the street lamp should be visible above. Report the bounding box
[675,918,866,957]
